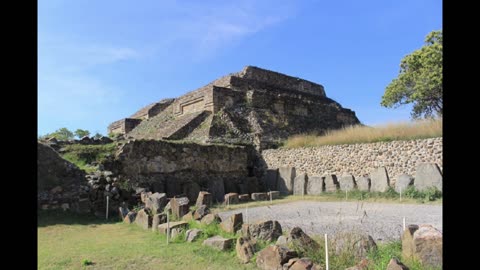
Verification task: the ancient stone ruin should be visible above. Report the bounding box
[108,66,360,149]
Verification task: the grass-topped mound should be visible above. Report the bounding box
[283,118,442,148]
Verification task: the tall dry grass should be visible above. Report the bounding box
[284,118,442,148]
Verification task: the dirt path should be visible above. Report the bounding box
[218,201,442,242]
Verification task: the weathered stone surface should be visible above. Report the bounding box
[278,167,296,195]
[224,193,239,205]
[118,206,129,220]
[220,213,243,233]
[268,191,280,200]
[152,213,167,232]
[262,138,443,183]
[306,176,324,195]
[356,176,371,191]
[196,191,212,208]
[406,225,442,268]
[77,198,91,213]
[145,192,167,214]
[208,179,226,203]
[289,227,320,253]
[395,174,414,193]
[118,66,359,146]
[157,221,188,235]
[401,224,419,259]
[251,192,268,201]
[135,209,152,230]
[247,220,283,242]
[193,205,210,220]
[239,194,250,202]
[324,174,339,192]
[170,197,189,219]
[201,213,221,225]
[50,186,63,194]
[203,236,234,251]
[332,232,377,260]
[276,235,289,246]
[415,163,442,191]
[386,258,409,270]
[293,173,308,195]
[256,245,298,270]
[283,258,299,269]
[185,229,203,242]
[123,211,137,224]
[181,211,194,222]
[370,167,390,192]
[288,258,322,270]
[338,174,356,191]
[264,169,279,192]
[236,237,255,263]
[141,191,152,204]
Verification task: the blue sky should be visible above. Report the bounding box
[38,0,442,136]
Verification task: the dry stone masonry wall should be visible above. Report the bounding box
[262,137,442,185]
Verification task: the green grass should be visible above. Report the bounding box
[283,118,442,148]
[38,211,256,270]
[39,210,441,270]
[60,143,117,173]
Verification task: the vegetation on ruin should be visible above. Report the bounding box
[39,127,104,140]
[38,210,439,270]
[283,118,442,148]
[381,30,442,119]
[60,143,117,173]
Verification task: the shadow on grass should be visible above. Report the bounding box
[38,209,121,227]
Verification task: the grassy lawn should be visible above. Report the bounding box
[38,212,256,270]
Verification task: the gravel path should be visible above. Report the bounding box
[218,201,442,242]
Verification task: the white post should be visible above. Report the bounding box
[403,217,406,231]
[167,211,170,245]
[106,196,109,220]
[400,187,402,202]
[246,206,249,224]
[270,192,273,204]
[324,233,329,270]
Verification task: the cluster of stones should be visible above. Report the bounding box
[262,137,442,184]
[263,162,442,196]
[40,135,114,149]
[37,183,91,213]
[224,191,280,205]
[120,190,442,269]
[40,169,134,216]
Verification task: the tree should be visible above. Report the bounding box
[74,129,90,138]
[92,132,103,139]
[381,30,442,119]
[45,127,74,141]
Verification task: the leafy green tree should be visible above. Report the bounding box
[381,30,442,118]
[46,127,74,141]
[93,132,103,139]
[74,129,90,138]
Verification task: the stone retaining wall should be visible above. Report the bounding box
[261,137,442,183]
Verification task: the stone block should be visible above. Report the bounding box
[278,166,296,195]
[370,167,390,192]
[415,163,442,191]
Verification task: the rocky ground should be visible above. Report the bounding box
[218,201,442,242]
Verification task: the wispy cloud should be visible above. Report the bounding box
[38,0,297,134]
[149,0,296,60]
